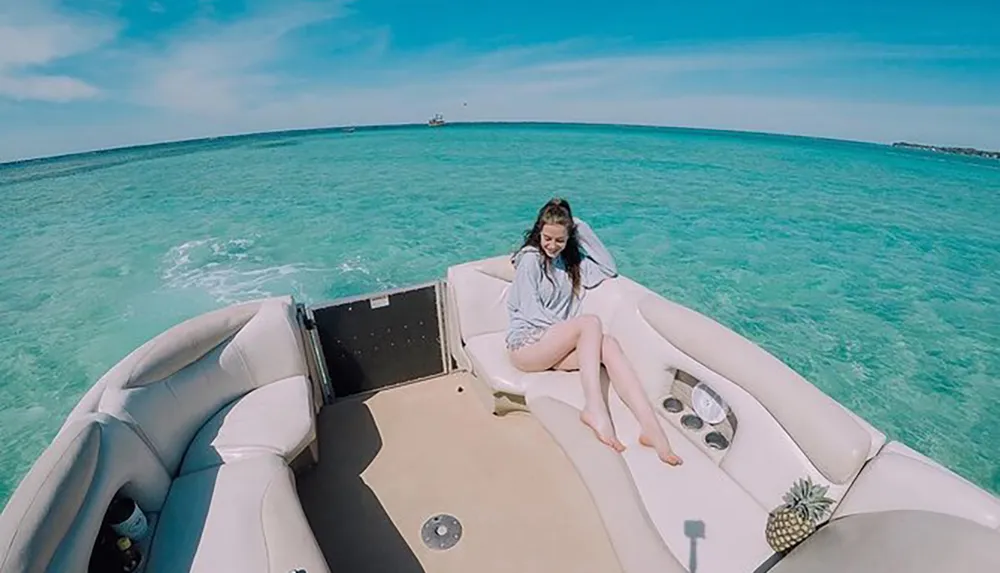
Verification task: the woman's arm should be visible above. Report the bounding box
[574,217,618,288]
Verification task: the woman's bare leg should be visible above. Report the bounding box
[601,335,683,466]
[508,320,587,373]
[510,315,624,452]
[553,350,578,371]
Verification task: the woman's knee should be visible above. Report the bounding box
[578,313,603,335]
[601,334,623,356]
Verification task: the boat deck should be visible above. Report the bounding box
[295,371,622,573]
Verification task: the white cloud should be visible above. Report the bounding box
[128,21,1000,123]
[202,37,996,151]
[0,75,99,102]
[232,80,1000,151]
[0,0,118,102]
[131,1,348,115]
[2,1,999,159]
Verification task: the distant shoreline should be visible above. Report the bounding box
[891,141,1000,160]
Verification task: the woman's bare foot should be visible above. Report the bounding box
[639,432,683,466]
[581,409,626,452]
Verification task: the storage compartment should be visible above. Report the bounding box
[306,281,449,399]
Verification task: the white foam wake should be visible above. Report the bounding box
[337,255,394,291]
[160,236,326,304]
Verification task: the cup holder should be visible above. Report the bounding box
[660,384,735,456]
[662,397,684,413]
[705,431,730,450]
[680,414,703,430]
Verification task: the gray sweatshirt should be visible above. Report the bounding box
[505,218,618,347]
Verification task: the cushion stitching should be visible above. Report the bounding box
[118,406,172,475]
[233,339,258,389]
[260,469,279,572]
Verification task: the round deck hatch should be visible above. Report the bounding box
[421,514,462,550]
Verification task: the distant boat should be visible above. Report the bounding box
[428,114,445,127]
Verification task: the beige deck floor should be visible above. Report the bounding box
[295,372,623,573]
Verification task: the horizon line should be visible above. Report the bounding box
[0,119,976,168]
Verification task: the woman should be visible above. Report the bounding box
[506,198,683,466]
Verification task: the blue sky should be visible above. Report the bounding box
[1,0,998,160]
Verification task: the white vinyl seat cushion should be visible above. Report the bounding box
[527,376,774,572]
[465,332,588,397]
[180,375,315,475]
[464,331,528,395]
[145,454,330,573]
[831,443,1000,530]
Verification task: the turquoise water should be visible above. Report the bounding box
[1,123,999,504]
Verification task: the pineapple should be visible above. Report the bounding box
[765,477,834,553]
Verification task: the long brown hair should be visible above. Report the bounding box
[516,198,582,294]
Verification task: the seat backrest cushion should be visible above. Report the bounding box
[98,296,308,474]
[832,446,1000,530]
[579,276,651,332]
[60,376,109,434]
[447,256,513,341]
[634,293,871,485]
[0,413,170,573]
[59,299,263,432]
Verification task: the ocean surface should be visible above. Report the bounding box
[1,123,998,504]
